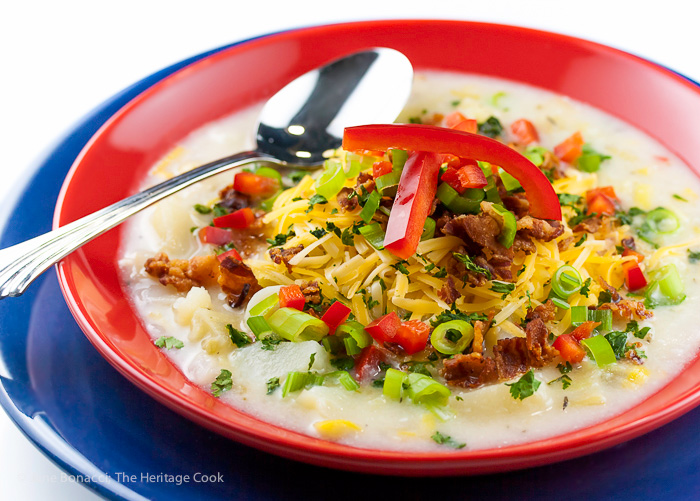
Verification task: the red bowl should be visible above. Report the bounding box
[55,20,700,475]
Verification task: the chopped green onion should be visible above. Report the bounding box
[255,166,283,184]
[576,144,611,173]
[405,373,451,405]
[570,305,588,326]
[524,146,548,167]
[359,223,385,250]
[645,263,686,308]
[247,315,272,336]
[436,183,483,214]
[491,204,517,248]
[343,336,361,356]
[249,292,279,317]
[424,402,456,421]
[383,368,407,400]
[281,371,324,397]
[267,308,329,342]
[375,171,401,194]
[315,159,346,199]
[421,217,436,241]
[644,208,680,234]
[550,296,570,310]
[588,309,612,332]
[260,191,281,211]
[390,149,408,170]
[360,190,381,223]
[499,168,522,191]
[322,335,343,355]
[336,321,372,351]
[326,371,360,391]
[581,335,616,367]
[343,152,372,178]
[551,265,583,298]
[431,320,474,355]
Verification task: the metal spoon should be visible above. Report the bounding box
[0,48,413,298]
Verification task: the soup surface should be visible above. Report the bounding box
[120,71,700,451]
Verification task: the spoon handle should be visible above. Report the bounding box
[0,150,275,299]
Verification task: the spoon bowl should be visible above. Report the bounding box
[0,47,413,298]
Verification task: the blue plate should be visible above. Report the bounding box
[1,36,699,501]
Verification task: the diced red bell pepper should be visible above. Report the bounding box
[570,321,601,342]
[199,226,233,246]
[443,111,478,133]
[510,119,539,145]
[623,261,648,291]
[278,284,305,310]
[321,301,352,334]
[585,186,619,204]
[364,311,402,344]
[393,320,430,355]
[383,151,442,259]
[354,345,387,382]
[213,207,256,229]
[372,160,393,178]
[342,124,561,220]
[440,166,463,193]
[233,171,280,196]
[586,195,616,216]
[216,248,242,262]
[440,154,462,169]
[455,161,487,189]
[553,333,586,364]
[554,132,584,164]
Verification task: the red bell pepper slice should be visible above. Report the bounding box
[554,132,584,164]
[586,195,616,216]
[321,301,352,334]
[199,226,233,246]
[354,345,387,382]
[216,248,242,262]
[342,124,561,220]
[510,119,539,145]
[393,320,430,355]
[364,311,401,344]
[443,111,477,133]
[383,151,442,259]
[372,160,393,178]
[553,333,586,364]
[233,172,280,196]
[278,284,305,310]
[585,186,619,204]
[213,207,256,229]
[455,161,487,189]
[623,261,648,291]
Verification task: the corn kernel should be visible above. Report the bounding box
[627,367,649,386]
[314,419,362,439]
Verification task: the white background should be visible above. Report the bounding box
[1,1,698,499]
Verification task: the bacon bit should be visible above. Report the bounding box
[269,244,304,272]
[441,353,498,388]
[599,299,653,321]
[218,256,261,307]
[437,276,461,305]
[337,187,358,212]
[516,216,565,242]
[526,299,557,323]
[569,321,601,341]
[299,280,322,304]
[598,277,622,303]
[144,253,220,292]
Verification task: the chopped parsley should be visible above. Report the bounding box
[211,369,233,397]
[325,221,342,238]
[673,194,688,202]
[505,369,541,400]
[306,194,328,213]
[260,335,283,351]
[212,204,228,218]
[340,227,355,246]
[408,116,422,124]
[557,362,573,374]
[557,193,583,207]
[266,227,295,247]
[490,280,515,299]
[403,361,434,377]
[430,304,487,328]
[688,249,700,263]
[193,204,212,214]
[155,336,184,350]
[392,260,410,275]
[575,234,587,247]
[433,267,448,278]
[604,331,628,359]
[266,377,280,395]
[477,116,503,138]
[310,227,327,239]
[580,278,592,297]
[626,320,651,340]
[226,324,252,348]
[330,357,355,371]
[548,374,572,390]
[289,171,305,183]
[452,252,492,280]
[307,353,316,370]
[431,431,466,449]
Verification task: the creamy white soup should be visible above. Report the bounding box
[119,71,700,452]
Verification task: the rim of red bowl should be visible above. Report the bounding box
[54,19,700,476]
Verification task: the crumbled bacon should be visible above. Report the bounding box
[492,317,557,380]
[441,353,499,388]
[218,256,261,307]
[269,244,304,272]
[355,171,375,194]
[337,187,358,212]
[516,216,564,242]
[502,193,530,219]
[513,234,537,254]
[218,184,252,211]
[299,280,322,304]
[598,277,622,303]
[437,276,461,305]
[573,216,603,234]
[526,299,557,323]
[599,299,653,321]
[557,236,575,252]
[144,253,220,292]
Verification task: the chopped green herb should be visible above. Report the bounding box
[424,263,436,272]
[452,252,492,280]
[575,234,588,247]
[580,278,592,297]
[310,228,327,239]
[688,249,700,263]
[291,196,303,202]
[340,227,355,246]
[226,324,252,348]
[404,361,434,377]
[372,378,385,388]
[477,116,503,138]
[430,304,487,328]
[331,357,355,371]
[211,369,233,397]
[306,194,328,213]
[325,221,342,238]
[604,331,628,358]
[212,204,228,218]
[289,171,305,183]
[557,362,573,374]
[505,369,541,400]
[431,431,466,449]
[408,116,422,124]
[193,204,212,214]
[392,260,410,275]
[673,194,688,202]
[190,226,198,233]
[548,374,572,389]
[266,377,280,395]
[307,353,316,370]
[266,227,295,247]
[155,336,184,350]
[450,99,461,107]
[454,395,464,401]
[490,280,515,299]
[260,335,282,351]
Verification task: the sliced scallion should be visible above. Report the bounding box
[588,309,612,332]
[581,335,616,367]
[421,217,436,241]
[336,321,372,351]
[431,320,474,355]
[491,204,517,248]
[390,148,408,170]
[359,223,385,250]
[645,208,680,234]
[375,171,401,193]
[315,159,346,199]
[571,305,588,326]
[499,167,522,191]
[436,183,482,214]
[360,190,381,223]
[550,296,570,310]
[405,373,451,405]
[551,265,583,298]
[343,152,373,178]
[326,371,360,391]
[383,368,406,400]
[249,292,279,317]
[322,335,343,355]
[247,315,272,336]
[267,308,329,342]
[645,263,686,308]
